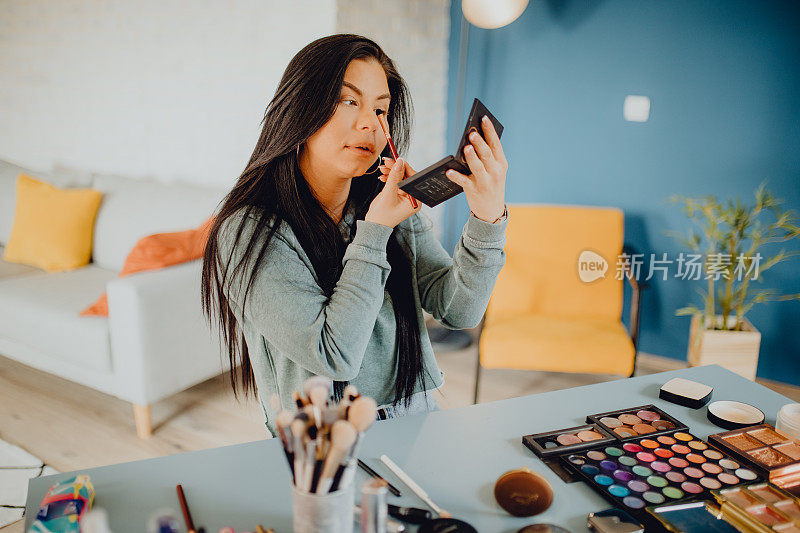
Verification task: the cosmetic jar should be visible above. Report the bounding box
[777,403,800,440]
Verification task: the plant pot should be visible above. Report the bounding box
[687,314,761,380]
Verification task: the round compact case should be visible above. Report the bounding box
[494,467,554,517]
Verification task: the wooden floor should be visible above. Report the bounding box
[2,337,798,532]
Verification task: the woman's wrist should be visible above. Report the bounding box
[471,204,507,224]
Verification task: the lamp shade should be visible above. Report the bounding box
[462,0,529,29]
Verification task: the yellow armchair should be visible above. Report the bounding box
[474,204,642,403]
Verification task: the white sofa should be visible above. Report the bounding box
[0,159,229,437]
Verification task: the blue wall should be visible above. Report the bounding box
[445,0,800,384]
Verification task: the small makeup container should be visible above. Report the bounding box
[712,482,800,532]
[659,378,713,409]
[707,400,766,430]
[778,404,800,441]
[709,424,800,495]
[292,481,354,533]
[586,405,688,441]
[494,468,554,517]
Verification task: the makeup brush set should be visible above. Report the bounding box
[272,377,376,495]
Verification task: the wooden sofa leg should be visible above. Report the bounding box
[133,403,152,438]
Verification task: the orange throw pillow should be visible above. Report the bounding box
[81,216,214,317]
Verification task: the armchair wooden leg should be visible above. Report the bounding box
[133,403,152,438]
[473,352,482,405]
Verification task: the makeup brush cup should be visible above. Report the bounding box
[292,481,355,533]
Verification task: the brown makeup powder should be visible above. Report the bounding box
[748,447,793,467]
[723,432,765,451]
[774,442,800,460]
[750,428,789,445]
[577,430,603,442]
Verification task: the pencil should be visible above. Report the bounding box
[176,484,196,533]
[357,459,401,497]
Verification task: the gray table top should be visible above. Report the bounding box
[25,365,794,532]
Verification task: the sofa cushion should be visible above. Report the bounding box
[3,174,103,272]
[0,159,93,246]
[91,174,225,272]
[0,245,41,279]
[0,265,116,372]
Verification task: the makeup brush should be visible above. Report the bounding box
[380,455,450,518]
[375,109,417,208]
[317,420,358,494]
[290,419,306,489]
[275,410,296,484]
[347,397,378,457]
[305,423,320,492]
[292,390,306,410]
[303,376,333,398]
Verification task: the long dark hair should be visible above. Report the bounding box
[201,34,425,407]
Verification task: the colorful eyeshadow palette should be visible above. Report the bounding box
[713,482,800,532]
[710,424,800,495]
[586,404,688,441]
[522,424,615,458]
[562,432,759,515]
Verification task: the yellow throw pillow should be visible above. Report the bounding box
[3,173,103,272]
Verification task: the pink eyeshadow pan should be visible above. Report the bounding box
[557,433,582,445]
[747,504,789,527]
[775,500,800,520]
[636,410,660,422]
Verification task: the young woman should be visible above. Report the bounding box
[201,34,508,436]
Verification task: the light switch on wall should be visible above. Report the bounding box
[624,95,651,122]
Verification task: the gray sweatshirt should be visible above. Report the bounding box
[217,206,507,435]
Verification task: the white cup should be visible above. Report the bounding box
[292,481,355,533]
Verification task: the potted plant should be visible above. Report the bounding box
[670,183,800,380]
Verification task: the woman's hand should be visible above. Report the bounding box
[365,157,421,228]
[446,116,507,223]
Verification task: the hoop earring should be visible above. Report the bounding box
[365,157,380,174]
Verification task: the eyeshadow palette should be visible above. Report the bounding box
[710,424,800,494]
[587,404,688,441]
[522,424,615,458]
[713,482,800,532]
[562,432,759,515]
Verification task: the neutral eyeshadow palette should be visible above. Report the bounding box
[522,424,615,458]
[586,404,688,441]
[709,424,800,494]
[561,432,759,515]
[713,482,800,531]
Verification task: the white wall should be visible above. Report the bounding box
[336,0,450,176]
[0,0,451,193]
[0,0,337,187]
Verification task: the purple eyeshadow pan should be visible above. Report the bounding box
[627,480,649,493]
[623,496,645,509]
[614,470,634,482]
[600,460,617,471]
